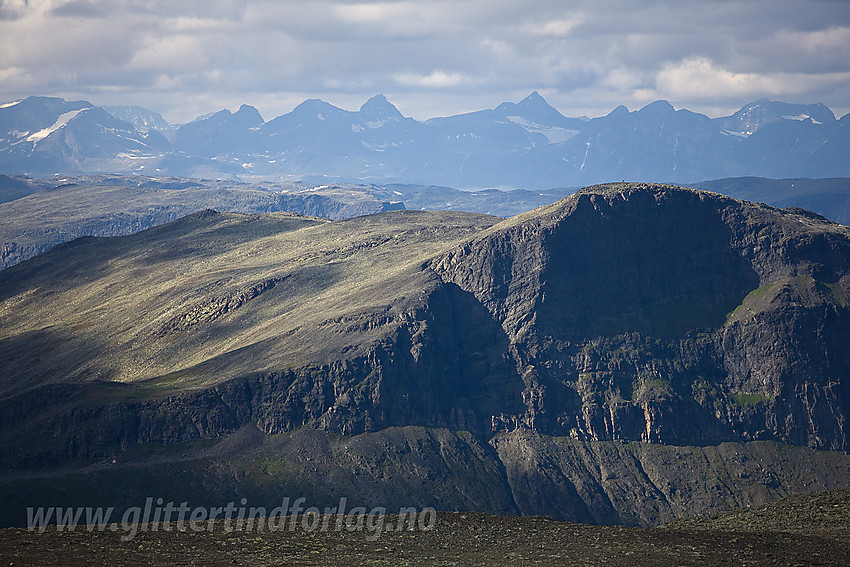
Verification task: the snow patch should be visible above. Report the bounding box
[351,123,365,133]
[116,152,148,160]
[392,190,403,196]
[506,115,578,143]
[0,100,22,109]
[580,141,590,170]
[361,140,386,151]
[782,114,822,124]
[27,108,90,142]
[366,120,385,129]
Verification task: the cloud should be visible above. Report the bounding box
[49,0,248,21]
[656,56,850,104]
[656,57,786,99]
[50,0,105,18]
[0,0,849,123]
[523,14,585,38]
[394,70,471,88]
[0,0,31,20]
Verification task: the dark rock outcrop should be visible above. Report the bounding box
[429,184,850,449]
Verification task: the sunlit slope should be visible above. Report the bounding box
[0,209,499,393]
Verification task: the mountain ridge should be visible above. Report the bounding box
[2,94,848,187]
[2,182,850,526]
[2,183,849,448]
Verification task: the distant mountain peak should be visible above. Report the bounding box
[0,93,847,186]
[493,91,572,126]
[102,105,170,132]
[639,100,675,115]
[716,99,837,136]
[360,94,403,119]
[234,104,264,126]
[293,98,344,114]
[606,104,630,118]
[519,90,547,107]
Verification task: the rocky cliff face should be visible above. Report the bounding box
[429,184,850,450]
[2,425,850,528]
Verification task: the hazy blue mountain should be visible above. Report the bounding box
[734,113,850,178]
[171,104,264,158]
[0,96,234,178]
[0,97,170,175]
[0,96,92,140]
[1,94,848,187]
[551,100,746,184]
[714,99,837,136]
[102,105,170,133]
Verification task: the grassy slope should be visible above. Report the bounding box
[0,208,499,394]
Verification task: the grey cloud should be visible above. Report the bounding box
[51,0,106,18]
[51,0,247,20]
[0,0,848,123]
[0,0,29,20]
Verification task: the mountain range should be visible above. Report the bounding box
[1,93,848,188]
[2,183,850,527]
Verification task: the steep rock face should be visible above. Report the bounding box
[491,429,850,526]
[3,425,850,528]
[430,184,850,450]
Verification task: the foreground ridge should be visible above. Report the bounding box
[2,487,850,566]
[1,183,849,526]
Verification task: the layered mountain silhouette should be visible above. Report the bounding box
[2,183,849,526]
[1,93,847,187]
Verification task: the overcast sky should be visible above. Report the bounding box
[1,0,849,124]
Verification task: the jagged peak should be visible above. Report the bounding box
[727,99,836,123]
[292,98,346,115]
[638,100,676,115]
[359,94,403,119]
[605,104,630,118]
[518,90,548,108]
[234,104,264,125]
[493,91,570,124]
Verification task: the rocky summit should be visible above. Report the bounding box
[1,183,849,527]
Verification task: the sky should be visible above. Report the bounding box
[1,0,849,124]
